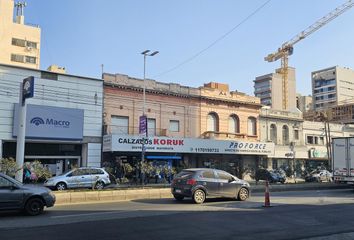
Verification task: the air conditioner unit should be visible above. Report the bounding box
[25,46,33,51]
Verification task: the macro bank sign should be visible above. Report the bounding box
[13,104,84,140]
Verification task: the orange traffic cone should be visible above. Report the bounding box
[264,180,271,207]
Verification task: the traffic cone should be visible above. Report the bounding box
[264,180,271,207]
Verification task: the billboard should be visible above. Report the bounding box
[13,104,84,140]
[103,134,275,156]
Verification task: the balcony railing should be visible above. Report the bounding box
[202,131,250,140]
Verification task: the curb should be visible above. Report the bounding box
[53,183,352,205]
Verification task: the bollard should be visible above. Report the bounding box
[263,180,271,207]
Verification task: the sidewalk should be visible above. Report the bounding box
[53,182,353,205]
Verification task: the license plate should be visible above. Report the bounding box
[175,189,181,193]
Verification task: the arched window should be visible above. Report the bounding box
[247,117,257,135]
[228,114,240,133]
[282,125,289,145]
[270,124,277,143]
[207,112,219,132]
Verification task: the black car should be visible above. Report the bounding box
[0,173,56,215]
[171,168,250,204]
[255,169,286,184]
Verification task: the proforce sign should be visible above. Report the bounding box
[103,135,275,156]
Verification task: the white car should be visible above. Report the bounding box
[306,170,333,182]
[44,167,111,191]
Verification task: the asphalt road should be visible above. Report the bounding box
[1,189,354,240]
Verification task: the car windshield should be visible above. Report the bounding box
[3,175,23,186]
[175,170,195,179]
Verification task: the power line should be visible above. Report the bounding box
[154,0,272,78]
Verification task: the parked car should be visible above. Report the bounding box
[0,173,56,216]
[255,169,285,184]
[305,170,333,182]
[171,168,250,204]
[44,167,111,191]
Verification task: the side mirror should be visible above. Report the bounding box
[228,178,235,183]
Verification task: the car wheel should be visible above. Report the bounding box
[173,195,184,201]
[238,187,249,201]
[193,189,206,204]
[24,198,44,216]
[56,182,67,191]
[95,181,105,190]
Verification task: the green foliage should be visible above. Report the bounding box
[29,160,52,182]
[0,158,20,177]
[123,163,134,175]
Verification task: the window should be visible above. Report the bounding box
[228,115,239,133]
[148,118,156,136]
[26,41,37,49]
[201,170,214,179]
[270,124,277,143]
[247,117,257,135]
[11,54,24,63]
[319,137,324,145]
[11,38,26,47]
[169,120,179,132]
[217,171,233,181]
[111,116,129,134]
[207,112,219,132]
[294,130,299,140]
[0,176,13,188]
[25,56,36,64]
[307,136,314,144]
[282,125,289,145]
[89,169,104,175]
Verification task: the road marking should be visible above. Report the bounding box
[51,210,131,219]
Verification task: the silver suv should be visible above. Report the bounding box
[44,167,111,191]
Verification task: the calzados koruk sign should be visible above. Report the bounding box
[103,135,275,156]
[13,104,84,140]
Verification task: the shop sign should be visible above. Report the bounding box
[13,104,84,140]
[103,134,275,156]
[309,148,328,158]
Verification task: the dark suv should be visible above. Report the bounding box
[255,169,285,184]
[171,168,250,204]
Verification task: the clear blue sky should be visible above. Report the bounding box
[25,0,354,96]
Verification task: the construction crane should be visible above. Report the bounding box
[265,0,354,110]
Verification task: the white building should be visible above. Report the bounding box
[312,66,354,111]
[0,64,103,175]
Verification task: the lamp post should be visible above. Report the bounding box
[139,50,159,184]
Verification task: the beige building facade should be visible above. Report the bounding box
[312,66,354,111]
[254,67,296,111]
[102,73,273,180]
[0,0,41,69]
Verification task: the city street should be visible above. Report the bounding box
[1,188,354,240]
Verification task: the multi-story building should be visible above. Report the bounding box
[296,93,312,113]
[259,107,354,175]
[254,67,296,111]
[0,64,103,176]
[102,73,274,179]
[0,0,41,69]
[312,66,354,111]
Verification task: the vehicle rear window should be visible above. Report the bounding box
[175,171,195,179]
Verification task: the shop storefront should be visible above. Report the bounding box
[2,104,99,176]
[103,134,275,180]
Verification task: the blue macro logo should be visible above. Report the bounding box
[30,117,45,126]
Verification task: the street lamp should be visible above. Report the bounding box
[139,49,159,184]
[141,50,159,116]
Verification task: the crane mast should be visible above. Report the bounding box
[265,0,354,110]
